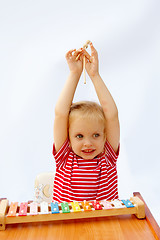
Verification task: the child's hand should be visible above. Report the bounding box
[83,42,99,77]
[65,49,84,75]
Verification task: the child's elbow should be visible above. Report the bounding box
[103,105,119,120]
[54,107,69,118]
[108,110,119,121]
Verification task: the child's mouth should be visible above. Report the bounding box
[82,149,95,154]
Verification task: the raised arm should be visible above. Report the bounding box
[54,49,84,152]
[84,42,120,153]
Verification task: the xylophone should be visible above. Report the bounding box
[0,196,145,230]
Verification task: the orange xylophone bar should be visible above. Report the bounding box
[0,196,145,230]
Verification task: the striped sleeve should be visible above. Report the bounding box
[52,139,70,168]
[105,140,120,166]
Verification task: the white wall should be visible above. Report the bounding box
[0,0,160,225]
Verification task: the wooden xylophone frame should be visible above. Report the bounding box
[0,196,145,231]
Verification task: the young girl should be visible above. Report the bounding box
[53,42,120,202]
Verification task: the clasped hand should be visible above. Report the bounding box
[65,42,99,78]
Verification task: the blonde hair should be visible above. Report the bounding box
[69,101,106,130]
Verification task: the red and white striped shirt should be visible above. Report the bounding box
[52,139,119,202]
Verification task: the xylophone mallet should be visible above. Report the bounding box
[76,40,91,84]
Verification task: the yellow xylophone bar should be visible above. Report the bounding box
[0,196,145,231]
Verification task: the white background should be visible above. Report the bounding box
[0,0,160,225]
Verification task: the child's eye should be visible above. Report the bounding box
[76,134,83,139]
[93,133,100,138]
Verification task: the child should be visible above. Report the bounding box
[53,42,120,202]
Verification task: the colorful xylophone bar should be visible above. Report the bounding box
[0,196,145,230]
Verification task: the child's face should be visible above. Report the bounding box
[69,117,106,159]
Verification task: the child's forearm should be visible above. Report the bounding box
[55,72,81,116]
[91,74,118,119]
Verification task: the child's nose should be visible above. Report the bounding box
[84,138,92,147]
